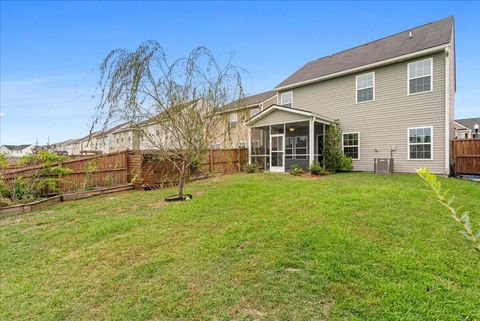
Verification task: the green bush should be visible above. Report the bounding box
[0,196,13,207]
[324,123,343,172]
[289,164,304,176]
[12,177,38,202]
[308,161,326,175]
[243,163,259,173]
[338,155,353,172]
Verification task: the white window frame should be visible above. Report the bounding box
[355,72,375,104]
[294,135,308,160]
[230,112,238,128]
[280,91,293,108]
[407,126,433,160]
[407,58,433,95]
[342,132,360,160]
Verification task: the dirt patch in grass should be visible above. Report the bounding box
[148,201,167,209]
[230,296,266,320]
[320,299,334,321]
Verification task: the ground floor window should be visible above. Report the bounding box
[295,136,307,160]
[286,137,293,160]
[342,132,359,159]
[408,127,432,160]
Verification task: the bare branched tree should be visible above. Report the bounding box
[92,41,245,197]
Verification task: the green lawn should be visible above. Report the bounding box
[1,173,479,320]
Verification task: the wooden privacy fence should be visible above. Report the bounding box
[451,139,480,175]
[2,148,248,192]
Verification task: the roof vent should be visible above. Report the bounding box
[409,31,413,39]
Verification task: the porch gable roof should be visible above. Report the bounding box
[245,104,335,127]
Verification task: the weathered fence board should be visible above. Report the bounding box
[2,148,248,192]
[452,139,480,175]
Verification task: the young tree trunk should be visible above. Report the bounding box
[177,160,187,198]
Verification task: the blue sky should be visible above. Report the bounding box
[1,1,479,145]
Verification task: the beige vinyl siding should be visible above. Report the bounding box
[283,51,447,174]
[214,95,278,149]
[448,30,455,140]
[253,110,308,127]
[262,96,277,109]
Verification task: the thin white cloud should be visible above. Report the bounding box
[0,112,5,117]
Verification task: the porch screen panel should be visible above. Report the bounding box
[250,126,270,170]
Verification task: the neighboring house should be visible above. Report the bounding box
[53,139,77,155]
[82,123,127,154]
[246,17,455,174]
[214,91,277,149]
[454,118,480,139]
[0,144,35,157]
[66,137,87,156]
[109,123,141,152]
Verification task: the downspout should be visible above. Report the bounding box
[247,126,252,165]
[445,47,450,175]
[309,116,315,165]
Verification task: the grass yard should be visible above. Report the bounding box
[1,173,479,320]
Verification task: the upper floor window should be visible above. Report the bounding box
[280,91,293,108]
[343,132,359,160]
[356,72,374,103]
[408,58,432,94]
[250,108,260,117]
[230,113,238,128]
[408,127,432,160]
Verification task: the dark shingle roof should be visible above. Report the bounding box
[2,144,32,151]
[223,91,277,111]
[455,118,480,131]
[276,17,454,89]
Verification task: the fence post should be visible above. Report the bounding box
[209,149,213,173]
[125,150,129,184]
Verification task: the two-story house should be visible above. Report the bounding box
[0,144,35,157]
[214,91,277,149]
[246,17,455,174]
[454,118,480,139]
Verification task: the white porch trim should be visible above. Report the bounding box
[245,104,334,127]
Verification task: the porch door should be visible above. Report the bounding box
[270,134,284,172]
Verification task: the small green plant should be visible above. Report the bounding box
[131,174,141,184]
[308,160,326,175]
[242,163,259,174]
[84,160,97,191]
[104,175,114,186]
[114,160,121,169]
[417,167,480,252]
[0,153,8,168]
[289,164,304,176]
[190,158,200,173]
[338,155,353,172]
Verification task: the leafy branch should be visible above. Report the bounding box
[417,167,480,252]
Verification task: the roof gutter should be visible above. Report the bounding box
[274,44,449,91]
